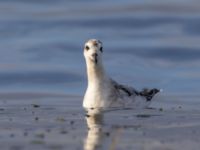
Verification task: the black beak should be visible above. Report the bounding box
[92,53,98,64]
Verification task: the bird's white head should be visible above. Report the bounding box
[84,39,103,65]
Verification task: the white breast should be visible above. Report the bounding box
[83,80,114,110]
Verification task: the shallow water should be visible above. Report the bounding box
[0,95,200,150]
[0,0,200,149]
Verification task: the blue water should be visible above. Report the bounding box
[0,0,200,96]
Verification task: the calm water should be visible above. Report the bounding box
[1,1,200,150]
[0,0,200,97]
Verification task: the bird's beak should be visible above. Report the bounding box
[91,53,98,64]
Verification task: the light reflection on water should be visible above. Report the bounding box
[84,112,125,150]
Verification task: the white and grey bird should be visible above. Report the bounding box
[83,39,161,115]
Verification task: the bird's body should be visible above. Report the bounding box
[83,39,160,114]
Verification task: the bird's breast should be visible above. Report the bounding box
[83,82,114,109]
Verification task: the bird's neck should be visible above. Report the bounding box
[86,60,106,86]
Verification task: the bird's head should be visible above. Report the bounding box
[84,39,103,65]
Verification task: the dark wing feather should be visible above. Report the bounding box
[111,79,139,97]
[139,88,160,101]
[111,79,160,101]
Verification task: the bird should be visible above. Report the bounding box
[83,39,161,115]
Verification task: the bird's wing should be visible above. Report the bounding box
[110,79,160,101]
[139,88,160,101]
[110,79,139,97]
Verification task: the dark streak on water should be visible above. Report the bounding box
[1,17,200,33]
[0,71,82,85]
[112,47,200,61]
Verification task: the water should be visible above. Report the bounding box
[0,1,200,96]
[1,1,200,150]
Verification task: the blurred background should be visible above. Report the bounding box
[0,0,200,96]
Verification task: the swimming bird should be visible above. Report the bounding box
[83,39,161,115]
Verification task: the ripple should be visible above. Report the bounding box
[0,71,82,85]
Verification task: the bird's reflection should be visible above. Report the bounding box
[84,113,104,150]
[84,111,121,150]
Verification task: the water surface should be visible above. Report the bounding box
[0,1,200,149]
[0,0,200,96]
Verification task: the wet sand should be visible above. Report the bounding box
[0,93,200,150]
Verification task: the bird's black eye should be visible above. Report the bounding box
[85,45,90,51]
[100,47,103,52]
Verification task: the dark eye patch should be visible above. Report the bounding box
[100,47,103,52]
[85,45,90,51]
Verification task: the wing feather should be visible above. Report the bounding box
[111,79,139,97]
